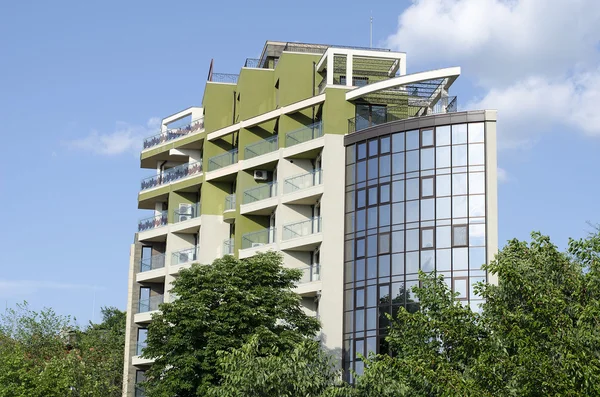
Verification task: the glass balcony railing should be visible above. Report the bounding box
[286,121,323,147]
[245,135,278,160]
[243,182,277,204]
[223,238,234,255]
[171,246,199,266]
[173,203,200,223]
[224,194,236,211]
[138,295,163,313]
[138,211,168,232]
[140,161,203,191]
[208,149,238,171]
[136,341,147,356]
[283,169,323,194]
[241,227,276,249]
[297,265,321,284]
[140,253,165,272]
[282,217,322,240]
[142,117,204,150]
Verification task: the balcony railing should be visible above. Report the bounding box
[245,135,278,160]
[135,387,145,397]
[142,117,204,150]
[211,73,239,84]
[138,295,163,313]
[223,238,234,255]
[282,217,322,240]
[297,265,321,284]
[241,227,276,249]
[432,96,458,114]
[171,246,199,266]
[173,203,200,223]
[140,161,203,191]
[243,182,277,204]
[136,341,147,356]
[244,58,261,68]
[283,169,323,194]
[208,149,238,171]
[285,121,323,147]
[140,253,165,272]
[224,194,236,211]
[138,212,168,232]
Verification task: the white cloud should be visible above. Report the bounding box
[64,117,160,155]
[385,0,600,148]
[0,280,104,298]
[497,167,508,183]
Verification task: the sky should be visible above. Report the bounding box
[0,0,599,325]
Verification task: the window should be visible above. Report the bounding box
[357,189,366,208]
[421,176,435,198]
[452,277,469,300]
[421,227,435,249]
[379,233,391,254]
[452,225,468,247]
[421,128,434,147]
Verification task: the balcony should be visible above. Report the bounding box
[223,194,237,223]
[173,203,200,223]
[243,182,277,204]
[245,135,278,160]
[298,265,320,284]
[171,246,199,267]
[281,217,322,251]
[285,121,323,147]
[244,58,261,68]
[223,238,234,256]
[210,73,239,84]
[140,161,203,191]
[241,182,278,216]
[140,253,165,272]
[138,295,163,314]
[138,212,168,232]
[142,117,204,150]
[241,227,276,250]
[208,149,238,172]
[282,170,323,205]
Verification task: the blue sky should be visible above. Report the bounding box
[1,0,599,325]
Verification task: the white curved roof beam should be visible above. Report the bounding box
[345,67,461,102]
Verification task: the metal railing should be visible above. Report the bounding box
[284,169,323,194]
[211,73,239,84]
[140,161,203,191]
[243,182,277,204]
[142,117,204,150]
[136,341,147,356]
[432,96,458,114]
[286,121,323,147]
[208,148,238,171]
[282,217,322,240]
[245,135,278,159]
[297,265,321,284]
[224,194,236,211]
[171,246,199,266]
[173,202,200,223]
[138,212,168,232]
[138,295,163,313]
[140,253,165,272]
[241,227,276,249]
[223,238,234,255]
[244,58,261,68]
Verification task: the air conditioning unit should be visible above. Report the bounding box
[251,243,264,248]
[178,203,193,222]
[253,170,268,181]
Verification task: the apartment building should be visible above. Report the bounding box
[122,41,498,396]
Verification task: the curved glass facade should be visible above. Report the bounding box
[343,121,491,377]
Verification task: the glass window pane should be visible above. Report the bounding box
[392,180,405,202]
[392,202,404,225]
[406,130,419,150]
[421,228,434,248]
[452,174,467,195]
[346,144,356,164]
[470,276,486,299]
[345,241,354,259]
[421,148,434,170]
[453,278,468,299]
[356,259,365,280]
[392,282,405,303]
[346,191,355,212]
[357,161,366,182]
[406,201,419,222]
[436,125,451,146]
[469,195,486,217]
[436,146,450,168]
[421,250,434,272]
[469,224,486,246]
[392,231,404,252]
[381,136,391,153]
[379,254,390,277]
[356,288,365,307]
[368,187,377,206]
[367,257,377,279]
[346,164,355,186]
[357,143,367,160]
[406,252,419,274]
[437,226,451,248]
[368,158,378,180]
[436,174,451,196]
[421,177,434,197]
[368,139,378,157]
[452,145,467,166]
[380,154,391,177]
[366,335,377,355]
[357,189,366,208]
[379,205,390,227]
[453,225,468,247]
[356,209,365,231]
[406,178,419,200]
[468,123,485,143]
[421,198,434,221]
[469,173,485,194]
[345,213,355,233]
[392,132,405,152]
[392,152,405,174]
[469,144,485,165]
[469,247,486,270]
[453,248,469,270]
[436,249,451,271]
[367,235,377,257]
[453,196,467,218]
[422,129,434,147]
[406,229,419,251]
[452,124,467,144]
[367,285,377,307]
[406,150,419,172]
[436,197,451,219]
[391,254,404,275]
[356,311,364,332]
[366,309,377,331]
[380,184,390,203]
[357,238,366,257]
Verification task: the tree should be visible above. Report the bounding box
[142,251,321,397]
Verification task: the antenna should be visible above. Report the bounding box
[370,13,373,48]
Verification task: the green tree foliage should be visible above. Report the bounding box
[0,303,126,397]
[142,252,321,397]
